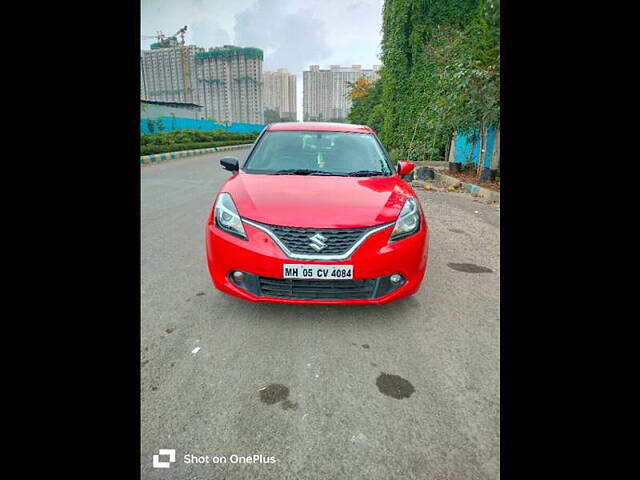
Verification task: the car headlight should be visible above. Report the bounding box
[214,193,247,239]
[390,198,420,242]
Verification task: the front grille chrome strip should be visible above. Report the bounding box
[242,218,395,260]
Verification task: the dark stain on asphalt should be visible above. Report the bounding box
[259,383,290,405]
[449,228,466,234]
[151,385,158,391]
[371,362,378,367]
[447,262,493,273]
[141,360,149,367]
[362,344,370,349]
[165,328,175,334]
[281,399,299,410]
[196,292,205,296]
[376,373,415,399]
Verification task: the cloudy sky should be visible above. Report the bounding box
[141,0,384,121]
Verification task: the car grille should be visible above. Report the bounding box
[258,277,377,300]
[259,223,370,256]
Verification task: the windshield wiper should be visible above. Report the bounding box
[273,169,345,176]
[346,170,386,177]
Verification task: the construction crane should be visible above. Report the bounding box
[141,31,165,41]
[172,26,188,45]
[167,26,191,103]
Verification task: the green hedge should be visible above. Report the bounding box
[140,129,258,147]
[140,139,253,156]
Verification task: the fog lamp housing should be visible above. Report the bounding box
[373,273,406,298]
[228,270,260,295]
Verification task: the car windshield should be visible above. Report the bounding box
[243,130,393,176]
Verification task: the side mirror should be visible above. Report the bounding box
[220,156,239,172]
[397,161,415,176]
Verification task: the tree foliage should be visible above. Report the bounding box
[348,79,384,134]
[264,108,281,123]
[372,0,499,162]
[265,108,297,123]
[346,76,375,100]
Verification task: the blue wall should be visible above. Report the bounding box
[453,128,497,168]
[141,116,265,135]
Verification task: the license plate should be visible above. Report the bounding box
[283,264,354,280]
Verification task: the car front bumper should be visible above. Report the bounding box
[205,218,428,305]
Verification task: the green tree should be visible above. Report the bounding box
[378,0,499,172]
[264,108,281,123]
[347,79,383,133]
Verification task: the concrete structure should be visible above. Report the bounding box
[263,69,297,120]
[140,100,203,120]
[303,64,381,121]
[194,46,264,124]
[141,44,264,124]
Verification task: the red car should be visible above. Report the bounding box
[205,122,428,304]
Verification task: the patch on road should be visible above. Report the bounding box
[447,262,493,273]
[258,383,298,410]
[361,344,370,349]
[449,228,466,234]
[376,373,415,399]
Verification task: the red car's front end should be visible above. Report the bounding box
[205,122,429,305]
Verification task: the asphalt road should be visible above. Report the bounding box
[141,149,500,480]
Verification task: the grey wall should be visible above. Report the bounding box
[141,103,201,120]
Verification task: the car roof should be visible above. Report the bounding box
[266,122,374,134]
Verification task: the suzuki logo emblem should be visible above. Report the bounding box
[309,233,328,252]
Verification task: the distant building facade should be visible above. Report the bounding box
[194,46,264,124]
[263,69,297,120]
[140,44,203,106]
[141,43,264,124]
[303,64,381,121]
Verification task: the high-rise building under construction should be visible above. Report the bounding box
[194,46,264,124]
[141,43,264,124]
[140,40,203,106]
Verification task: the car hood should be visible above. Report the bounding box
[222,173,414,228]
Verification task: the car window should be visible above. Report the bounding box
[243,131,393,175]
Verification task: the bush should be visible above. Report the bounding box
[140,139,255,156]
[140,129,258,148]
[388,149,403,165]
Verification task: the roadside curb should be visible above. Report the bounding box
[413,166,500,203]
[140,143,253,167]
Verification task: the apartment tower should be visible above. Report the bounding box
[140,39,203,107]
[303,64,381,121]
[263,68,297,120]
[194,46,264,124]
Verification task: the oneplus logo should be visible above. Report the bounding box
[153,449,176,468]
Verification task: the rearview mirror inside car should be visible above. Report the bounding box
[220,156,239,172]
[397,161,415,176]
